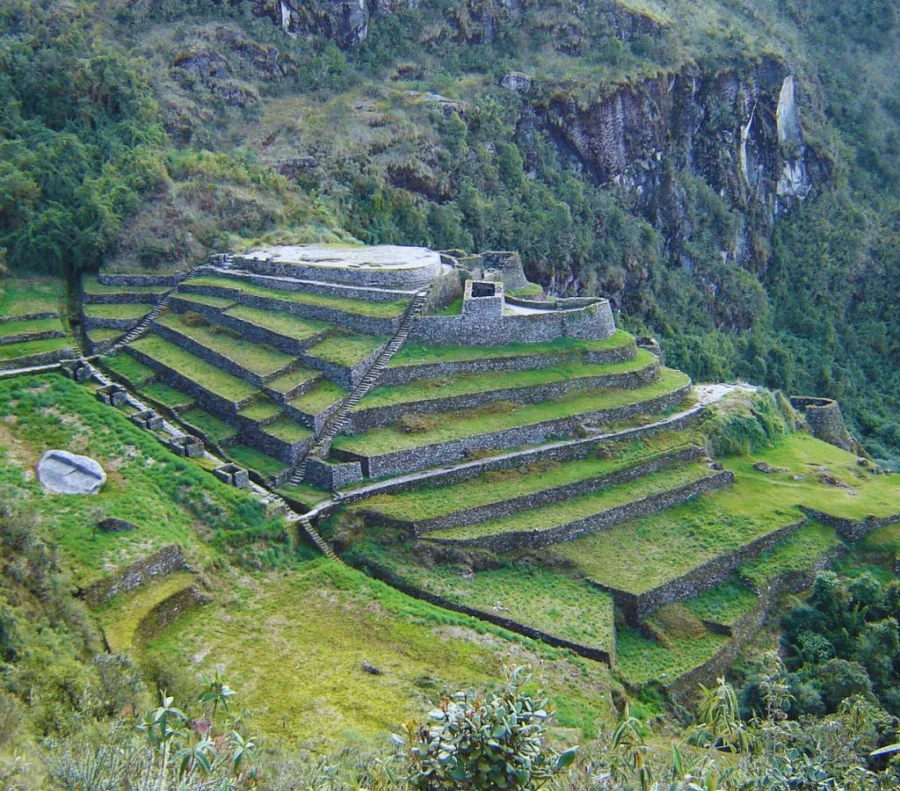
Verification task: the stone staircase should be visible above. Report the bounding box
[104,270,201,356]
[288,290,428,485]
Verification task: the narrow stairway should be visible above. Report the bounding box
[288,290,428,485]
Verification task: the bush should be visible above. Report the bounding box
[403,666,577,790]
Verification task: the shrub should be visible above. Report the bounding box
[403,666,577,790]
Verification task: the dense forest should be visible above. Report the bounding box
[0,0,897,467]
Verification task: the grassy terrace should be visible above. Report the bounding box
[333,368,691,456]
[355,431,698,523]
[138,382,195,411]
[0,276,62,318]
[370,552,615,653]
[87,328,123,344]
[182,407,237,443]
[290,379,346,414]
[238,398,283,422]
[264,417,311,444]
[156,313,296,377]
[82,275,167,296]
[103,354,156,387]
[98,572,197,653]
[388,329,635,367]
[427,463,716,542]
[0,316,64,338]
[304,331,388,368]
[358,349,656,410]
[225,305,332,341]
[187,275,410,318]
[228,444,288,476]
[172,293,236,309]
[683,578,761,626]
[740,521,842,590]
[0,336,71,361]
[264,366,321,395]
[130,336,258,403]
[84,303,152,320]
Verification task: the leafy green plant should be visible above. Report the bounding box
[403,666,576,790]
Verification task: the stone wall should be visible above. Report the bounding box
[430,471,733,553]
[338,407,705,504]
[301,341,386,389]
[667,546,844,705]
[98,272,186,287]
[233,255,440,289]
[601,518,806,625]
[304,457,364,490]
[214,309,329,356]
[407,299,616,347]
[800,507,900,543]
[480,251,529,291]
[83,291,164,305]
[83,315,144,331]
[379,339,638,387]
[0,329,66,345]
[152,322,291,388]
[0,311,57,324]
[240,424,313,464]
[132,584,208,645]
[334,381,692,479]
[347,359,660,432]
[220,269,417,303]
[360,561,612,666]
[82,544,186,607]
[422,267,465,313]
[0,346,74,371]
[284,397,342,432]
[364,446,704,534]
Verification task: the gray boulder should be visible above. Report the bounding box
[37,450,106,495]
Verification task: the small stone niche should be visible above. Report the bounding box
[462,279,504,319]
[214,463,250,489]
[167,435,204,458]
[96,384,128,407]
[130,409,164,431]
[60,361,91,383]
[470,281,497,298]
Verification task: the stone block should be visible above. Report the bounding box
[37,450,106,495]
[214,463,250,488]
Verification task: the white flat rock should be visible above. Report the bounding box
[37,450,106,495]
[242,244,441,271]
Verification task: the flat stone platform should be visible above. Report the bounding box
[235,245,444,289]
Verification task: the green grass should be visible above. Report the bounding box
[0,375,279,586]
[616,623,729,687]
[289,379,347,414]
[83,303,152,320]
[98,572,197,652]
[0,335,72,361]
[142,560,614,744]
[130,337,258,403]
[187,275,410,318]
[87,328,123,344]
[546,433,900,595]
[82,275,167,296]
[0,316,64,339]
[238,398,283,422]
[264,366,321,395]
[277,482,332,509]
[333,369,691,456]
[225,305,332,341]
[861,523,900,554]
[357,349,657,410]
[427,462,716,542]
[683,578,760,626]
[227,444,288,476]
[740,521,842,590]
[172,293,236,309]
[356,431,697,522]
[304,332,388,368]
[0,276,62,318]
[103,354,156,387]
[139,381,196,411]
[435,297,462,315]
[182,408,238,444]
[264,417,311,445]
[388,330,635,367]
[156,313,297,377]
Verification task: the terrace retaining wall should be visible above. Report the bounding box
[667,546,844,705]
[337,407,706,503]
[233,256,440,289]
[301,341,387,389]
[152,322,294,388]
[219,269,418,304]
[799,507,900,543]
[214,310,330,356]
[347,359,660,432]
[334,381,692,479]
[428,470,734,553]
[83,291,165,305]
[359,561,612,666]
[0,346,74,371]
[305,457,364,490]
[407,299,616,347]
[0,311,57,324]
[82,544,186,608]
[0,329,65,345]
[364,446,705,534]
[380,339,638,386]
[240,424,312,464]
[83,315,144,331]
[599,518,808,626]
[98,273,186,287]
[132,584,209,645]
